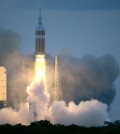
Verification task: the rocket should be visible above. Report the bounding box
[35,10,45,57]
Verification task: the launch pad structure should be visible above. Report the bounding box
[0,67,7,108]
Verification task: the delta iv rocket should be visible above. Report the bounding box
[35,10,45,57]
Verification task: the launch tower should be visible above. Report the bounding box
[0,67,7,108]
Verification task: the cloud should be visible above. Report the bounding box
[46,54,120,108]
[0,28,34,108]
[47,100,109,126]
[0,28,119,126]
[0,81,109,126]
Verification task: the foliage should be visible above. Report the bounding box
[0,120,120,134]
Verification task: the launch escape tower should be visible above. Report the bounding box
[54,56,63,101]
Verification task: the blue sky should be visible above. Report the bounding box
[0,0,120,58]
[0,0,120,120]
[14,0,120,10]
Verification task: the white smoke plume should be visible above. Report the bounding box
[0,80,109,127]
[0,28,118,126]
[47,100,108,126]
[26,80,50,121]
[0,28,34,108]
[46,54,120,108]
[0,28,119,109]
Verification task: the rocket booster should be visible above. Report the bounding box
[35,10,45,57]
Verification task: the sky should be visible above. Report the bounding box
[0,0,120,121]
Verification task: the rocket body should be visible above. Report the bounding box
[35,10,45,57]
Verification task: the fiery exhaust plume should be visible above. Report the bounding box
[35,55,47,91]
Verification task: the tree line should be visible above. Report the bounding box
[0,120,120,134]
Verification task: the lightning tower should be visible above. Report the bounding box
[54,56,63,101]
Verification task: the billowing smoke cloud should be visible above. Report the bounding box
[46,54,120,108]
[0,104,30,125]
[0,28,119,126]
[26,80,50,120]
[0,28,20,53]
[0,28,119,109]
[0,81,109,126]
[47,100,108,126]
[0,28,34,108]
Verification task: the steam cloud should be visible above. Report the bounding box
[0,28,34,108]
[61,55,119,106]
[0,28,119,126]
[47,55,119,108]
[47,100,108,126]
[0,81,109,126]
